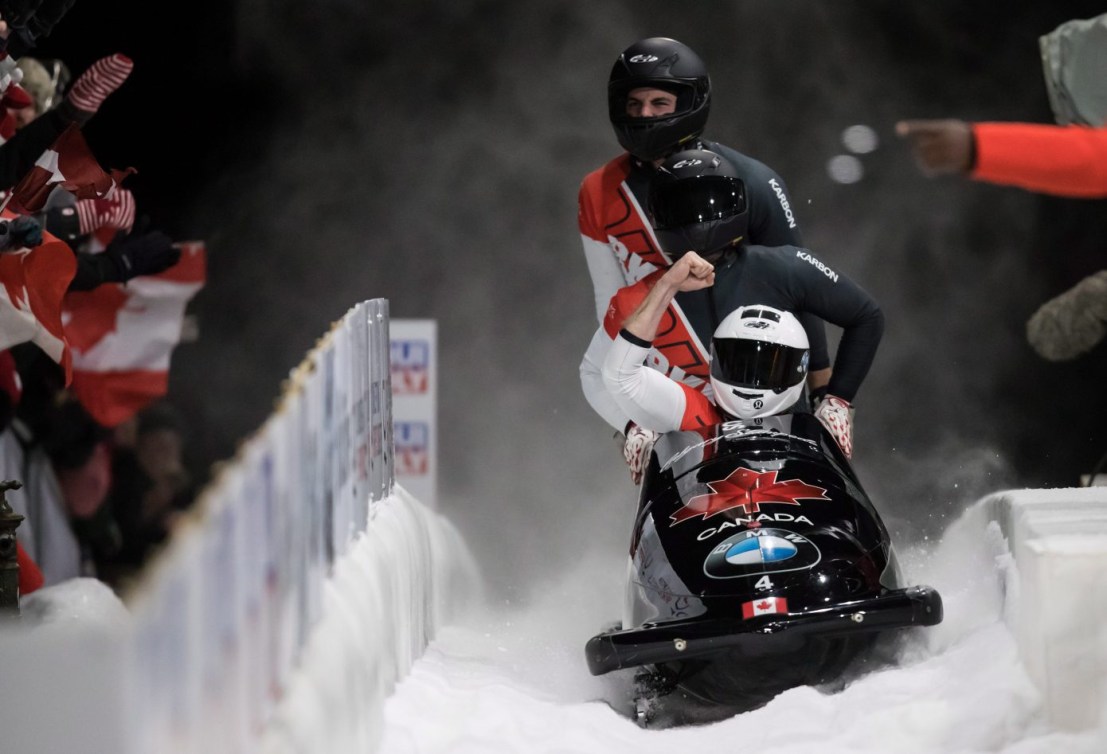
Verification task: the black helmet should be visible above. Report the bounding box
[648,148,748,259]
[608,37,711,162]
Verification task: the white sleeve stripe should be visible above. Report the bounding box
[581,234,625,324]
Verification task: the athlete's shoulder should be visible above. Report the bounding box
[701,139,782,182]
[744,243,804,265]
[580,154,634,235]
[757,244,843,283]
[581,153,633,193]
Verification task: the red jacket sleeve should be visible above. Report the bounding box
[677,383,721,431]
[972,123,1107,198]
[601,270,666,338]
[578,171,606,242]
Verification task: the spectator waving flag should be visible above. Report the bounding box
[0,232,77,382]
[63,241,206,427]
[9,124,135,213]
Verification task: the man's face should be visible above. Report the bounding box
[625,87,678,118]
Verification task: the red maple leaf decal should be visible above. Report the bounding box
[757,600,772,611]
[671,467,830,524]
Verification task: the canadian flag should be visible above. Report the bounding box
[0,234,77,381]
[10,124,135,213]
[63,241,205,427]
[742,596,788,619]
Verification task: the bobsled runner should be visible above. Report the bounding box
[585,414,943,727]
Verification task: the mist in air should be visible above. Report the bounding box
[173,0,1107,598]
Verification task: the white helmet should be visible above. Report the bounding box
[710,305,810,420]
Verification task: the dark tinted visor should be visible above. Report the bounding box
[650,176,746,230]
[711,338,809,390]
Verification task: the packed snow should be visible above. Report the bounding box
[380,501,1107,754]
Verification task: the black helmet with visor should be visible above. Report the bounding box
[608,37,711,162]
[648,148,748,260]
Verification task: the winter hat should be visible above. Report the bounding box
[14,56,68,114]
[1040,13,1107,126]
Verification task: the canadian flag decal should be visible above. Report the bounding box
[742,596,788,619]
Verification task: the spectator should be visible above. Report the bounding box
[0,52,133,191]
[13,56,69,129]
[896,12,1107,362]
[2,347,114,583]
[896,13,1107,196]
[97,402,192,584]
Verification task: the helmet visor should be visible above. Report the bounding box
[711,338,809,391]
[650,175,746,230]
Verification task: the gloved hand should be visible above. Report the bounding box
[1026,271,1107,361]
[0,213,42,251]
[104,226,181,281]
[75,187,136,235]
[66,53,133,116]
[814,395,854,459]
[623,422,660,485]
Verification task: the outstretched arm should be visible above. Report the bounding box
[896,119,1107,198]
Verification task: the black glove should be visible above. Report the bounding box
[104,228,181,281]
[0,214,43,251]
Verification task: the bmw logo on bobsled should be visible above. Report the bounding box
[584,414,943,727]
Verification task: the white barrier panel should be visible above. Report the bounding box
[390,320,438,508]
[259,486,475,754]
[979,487,1107,731]
[0,298,472,754]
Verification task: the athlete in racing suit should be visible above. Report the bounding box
[600,147,883,473]
[579,38,830,435]
[602,242,881,448]
[602,250,882,458]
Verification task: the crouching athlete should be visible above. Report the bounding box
[604,253,810,434]
[587,148,884,481]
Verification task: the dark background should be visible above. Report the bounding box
[30,1,1107,593]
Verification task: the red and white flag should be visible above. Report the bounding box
[741,596,788,619]
[0,235,77,381]
[63,241,206,427]
[10,124,135,213]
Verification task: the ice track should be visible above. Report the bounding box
[380,505,1107,754]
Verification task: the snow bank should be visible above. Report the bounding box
[260,485,478,754]
[977,487,1107,731]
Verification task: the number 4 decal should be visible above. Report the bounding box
[754,575,774,591]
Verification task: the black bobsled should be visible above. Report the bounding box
[585,414,943,726]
